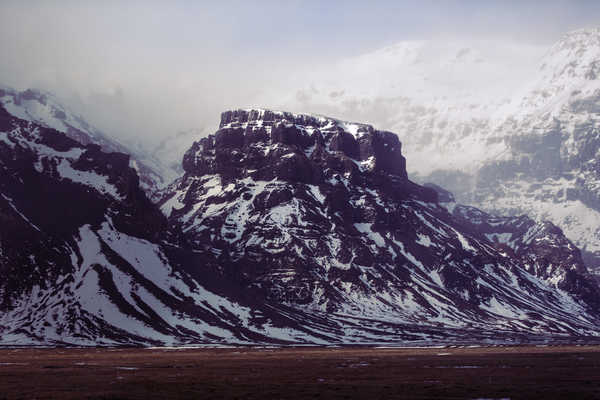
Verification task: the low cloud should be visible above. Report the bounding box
[0,1,598,153]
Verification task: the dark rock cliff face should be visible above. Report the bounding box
[0,107,165,245]
[183,110,418,196]
[0,104,167,312]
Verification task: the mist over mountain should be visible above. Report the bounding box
[261,28,600,277]
[1,1,597,158]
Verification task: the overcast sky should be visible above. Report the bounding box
[1,0,599,149]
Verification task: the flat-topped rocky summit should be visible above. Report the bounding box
[182,110,429,200]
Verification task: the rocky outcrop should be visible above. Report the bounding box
[430,184,600,311]
[184,110,412,191]
[0,105,296,345]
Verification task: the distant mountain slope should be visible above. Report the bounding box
[449,28,600,271]
[0,86,179,199]
[288,28,600,274]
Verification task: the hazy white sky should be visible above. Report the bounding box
[1,0,599,149]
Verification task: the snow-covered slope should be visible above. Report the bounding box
[430,183,595,298]
[454,28,600,270]
[0,105,325,345]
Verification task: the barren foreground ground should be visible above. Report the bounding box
[1,345,600,399]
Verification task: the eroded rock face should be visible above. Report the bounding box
[0,105,289,346]
[0,105,167,308]
[183,110,410,189]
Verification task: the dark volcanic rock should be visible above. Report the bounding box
[183,109,415,195]
[0,105,291,346]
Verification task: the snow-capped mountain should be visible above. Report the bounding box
[0,86,179,198]
[159,109,600,341]
[445,28,600,271]
[283,37,543,175]
[285,28,600,274]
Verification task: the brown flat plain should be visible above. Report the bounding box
[1,345,600,399]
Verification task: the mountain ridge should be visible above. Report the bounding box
[3,98,600,345]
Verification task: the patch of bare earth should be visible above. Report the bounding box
[1,346,600,399]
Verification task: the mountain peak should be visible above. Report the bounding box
[155,108,600,340]
[559,27,600,42]
[540,27,600,81]
[552,27,600,57]
[219,109,373,139]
